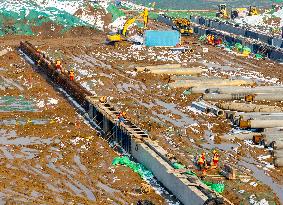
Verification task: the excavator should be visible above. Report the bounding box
[248,6,258,16]
[106,8,148,46]
[172,18,193,35]
[216,4,229,19]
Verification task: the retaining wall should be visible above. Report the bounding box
[19,41,225,205]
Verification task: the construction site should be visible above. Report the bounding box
[1,0,283,204]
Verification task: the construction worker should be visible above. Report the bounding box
[55,59,62,73]
[197,152,206,170]
[206,34,211,44]
[212,150,220,168]
[99,96,107,103]
[211,35,215,45]
[117,111,126,125]
[69,69,75,81]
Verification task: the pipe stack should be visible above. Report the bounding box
[191,101,224,116]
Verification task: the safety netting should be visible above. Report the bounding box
[172,162,225,193]
[112,156,154,180]
[0,3,94,36]
[106,4,125,22]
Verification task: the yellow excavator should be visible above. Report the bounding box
[172,18,193,35]
[216,4,229,19]
[248,6,258,16]
[106,8,148,46]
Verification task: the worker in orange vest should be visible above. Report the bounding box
[207,34,211,44]
[117,111,126,125]
[212,150,219,168]
[69,69,75,81]
[197,152,206,170]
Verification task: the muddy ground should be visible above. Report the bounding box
[0,42,166,204]
[1,18,283,204]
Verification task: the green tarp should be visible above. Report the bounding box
[106,4,125,22]
[112,156,153,180]
[0,5,94,36]
[172,162,225,193]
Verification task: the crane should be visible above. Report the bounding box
[106,8,148,46]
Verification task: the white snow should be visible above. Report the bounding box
[48,98,58,105]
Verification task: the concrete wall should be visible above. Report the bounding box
[131,139,209,205]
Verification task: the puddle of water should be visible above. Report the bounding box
[96,182,119,195]
[0,147,14,159]
[72,56,93,67]
[74,155,87,172]
[154,100,195,128]
[202,130,239,151]
[64,181,84,197]
[239,156,283,204]
[0,119,50,126]
[117,83,143,94]
[0,129,53,146]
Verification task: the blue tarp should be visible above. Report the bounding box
[145,30,180,47]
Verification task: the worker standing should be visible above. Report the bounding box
[197,152,206,170]
[55,59,62,73]
[69,69,75,81]
[212,150,220,168]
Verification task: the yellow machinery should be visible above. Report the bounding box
[172,18,193,35]
[216,4,229,19]
[106,8,148,46]
[248,6,258,16]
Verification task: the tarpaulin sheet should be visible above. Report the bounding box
[145,30,180,47]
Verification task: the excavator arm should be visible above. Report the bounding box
[121,8,148,36]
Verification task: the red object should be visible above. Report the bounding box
[70,76,74,81]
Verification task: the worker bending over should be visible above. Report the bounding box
[117,111,127,125]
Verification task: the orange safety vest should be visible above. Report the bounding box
[198,156,204,165]
[70,71,74,77]
[213,153,219,162]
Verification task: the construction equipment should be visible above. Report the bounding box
[248,6,258,16]
[216,4,229,19]
[106,8,148,46]
[172,18,193,35]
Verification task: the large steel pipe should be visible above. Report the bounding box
[206,86,283,94]
[169,79,255,89]
[274,157,283,167]
[240,120,283,129]
[217,102,283,113]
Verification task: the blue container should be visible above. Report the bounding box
[144,30,180,47]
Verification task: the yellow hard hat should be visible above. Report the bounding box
[212,150,217,154]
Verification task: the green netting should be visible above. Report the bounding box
[0,5,93,36]
[148,12,159,20]
[255,54,264,59]
[0,96,36,112]
[172,162,196,176]
[202,181,225,193]
[107,4,125,22]
[198,35,207,41]
[112,156,153,180]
